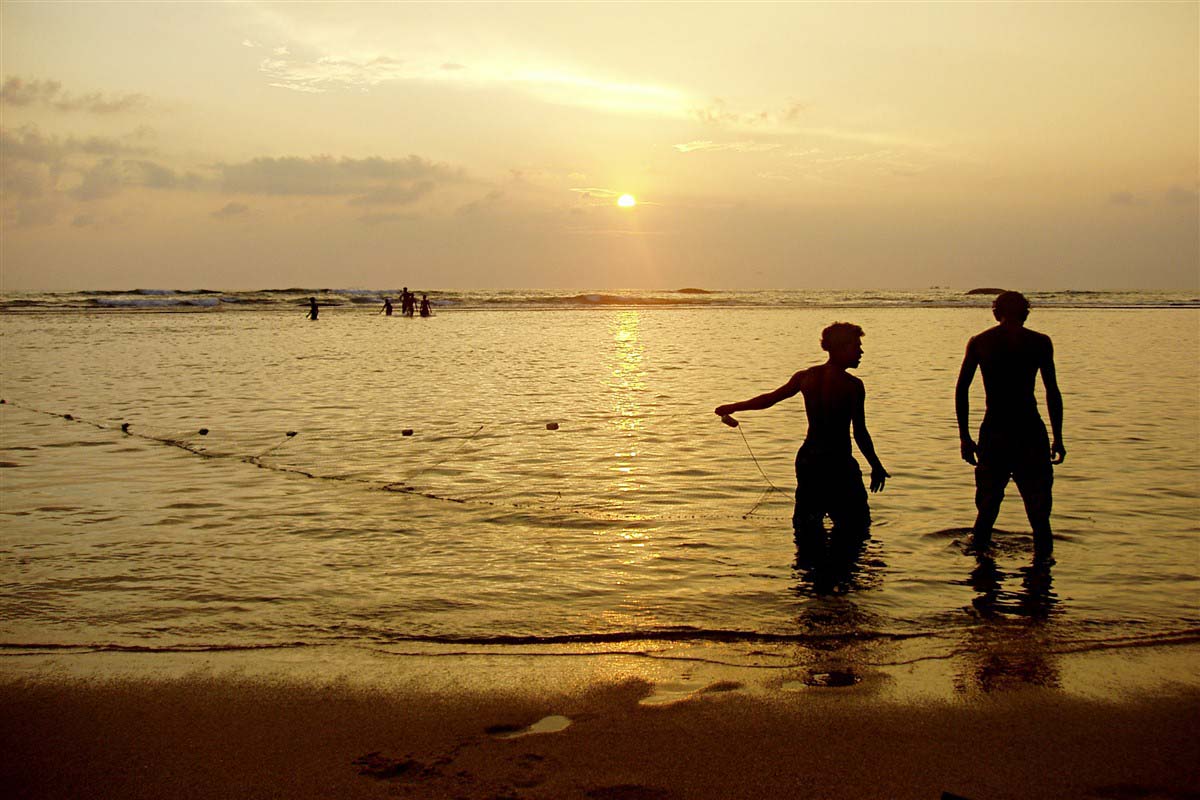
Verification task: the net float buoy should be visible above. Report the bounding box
[286,431,297,437]
[546,422,559,430]
[120,423,130,433]
[198,428,209,436]
[63,414,74,421]
[402,429,414,436]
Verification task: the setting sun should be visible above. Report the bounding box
[617,194,636,207]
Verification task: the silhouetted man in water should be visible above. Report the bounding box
[957,291,1064,562]
[715,322,889,540]
[306,297,319,320]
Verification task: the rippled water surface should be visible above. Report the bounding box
[2,307,1197,663]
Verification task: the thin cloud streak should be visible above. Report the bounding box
[1,76,148,114]
[1,126,154,163]
[255,50,689,117]
[217,155,464,196]
[673,141,783,153]
[690,98,806,128]
[70,158,200,201]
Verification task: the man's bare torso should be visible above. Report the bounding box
[797,364,862,456]
[969,325,1052,424]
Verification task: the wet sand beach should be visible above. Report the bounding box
[3,653,1198,800]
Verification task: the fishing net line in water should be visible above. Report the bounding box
[0,398,797,524]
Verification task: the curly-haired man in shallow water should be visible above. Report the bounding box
[715,322,889,541]
[956,291,1065,563]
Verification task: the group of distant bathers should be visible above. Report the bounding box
[305,289,432,321]
[381,287,431,318]
[715,290,1065,565]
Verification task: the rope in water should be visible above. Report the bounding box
[0,399,794,523]
[735,423,794,500]
[725,421,795,518]
[382,424,485,490]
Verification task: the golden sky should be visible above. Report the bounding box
[1,1,1196,290]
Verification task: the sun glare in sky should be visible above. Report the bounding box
[617,194,637,208]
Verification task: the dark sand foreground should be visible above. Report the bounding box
[3,670,1198,800]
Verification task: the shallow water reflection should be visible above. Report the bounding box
[955,620,1062,693]
[966,557,1060,622]
[791,532,886,597]
[953,557,1062,692]
[0,308,1196,659]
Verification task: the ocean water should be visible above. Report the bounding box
[1,293,1197,688]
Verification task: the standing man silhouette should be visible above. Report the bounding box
[715,322,889,541]
[956,291,1065,562]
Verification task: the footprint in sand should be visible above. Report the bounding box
[352,751,428,781]
[486,714,572,739]
[638,680,743,706]
[509,752,558,789]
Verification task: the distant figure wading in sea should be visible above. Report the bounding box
[306,297,319,321]
[419,294,431,317]
[957,290,1064,562]
[380,297,393,316]
[715,322,889,541]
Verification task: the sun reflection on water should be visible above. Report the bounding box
[610,310,645,424]
[608,311,646,501]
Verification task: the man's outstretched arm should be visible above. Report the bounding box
[715,371,804,419]
[955,343,979,465]
[1042,339,1065,463]
[851,385,889,492]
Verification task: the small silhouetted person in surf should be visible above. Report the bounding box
[306,297,319,320]
[715,322,889,541]
[400,287,414,317]
[419,294,431,317]
[380,297,393,316]
[957,290,1064,562]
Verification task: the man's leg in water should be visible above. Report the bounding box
[793,451,827,560]
[827,459,871,542]
[972,461,1007,552]
[1013,458,1054,561]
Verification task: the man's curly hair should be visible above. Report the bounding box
[820,322,865,352]
[992,291,1031,323]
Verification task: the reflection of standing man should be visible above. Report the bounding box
[956,291,1064,562]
